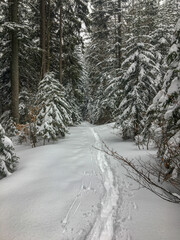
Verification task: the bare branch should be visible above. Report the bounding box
[98,142,180,204]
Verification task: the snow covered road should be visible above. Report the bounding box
[0,123,180,240]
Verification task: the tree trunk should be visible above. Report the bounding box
[59,1,63,84]
[9,0,19,123]
[40,0,46,79]
[47,0,51,72]
[117,0,122,68]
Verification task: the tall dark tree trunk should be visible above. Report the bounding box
[47,0,51,72]
[40,0,47,79]
[117,0,122,68]
[59,1,63,84]
[9,0,19,123]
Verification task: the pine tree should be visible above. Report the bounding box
[97,0,131,122]
[0,124,18,178]
[159,18,180,146]
[36,72,72,144]
[141,18,180,153]
[0,1,11,115]
[115,1,158,139]
[86,0,114,124]
[19,0,40,94]
[150,1,178,89]
[0,0,40,124]
[163,18,180,138]
[37,0,89,123]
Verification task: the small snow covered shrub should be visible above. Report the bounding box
[36,72,72,144]
[0,124,18,178]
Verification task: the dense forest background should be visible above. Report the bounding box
[0,0,180,202]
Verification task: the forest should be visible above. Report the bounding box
[0,0,180,239]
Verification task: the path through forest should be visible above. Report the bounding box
[0,123,180,240]
[0,123,120,240]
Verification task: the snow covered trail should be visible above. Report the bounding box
[0,123,180,240]
[0,123,105,240]
[86,128,119,240]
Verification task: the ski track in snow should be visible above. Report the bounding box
[86,128,119,240]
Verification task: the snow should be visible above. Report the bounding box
[164,108,173,119]
[159,37,168,44]
[172,193,180,200]
[0,161,12,177]
[2,136,14,148]
[0,123,180,240]
[175,18,180,31]
[169,43,178,55]
[167,78,179,95]
[152,89,168,105]
[86,128,119,240]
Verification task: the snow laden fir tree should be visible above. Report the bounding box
[36,72,72,144]
[0,124,18,178]
[115,39,158,139]
[142,18,180,167]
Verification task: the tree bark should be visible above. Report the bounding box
[40,0,47,79]
[47,0,51,72]
[117,0,122,68]
[9,0,19,123]
[59,1,63,84]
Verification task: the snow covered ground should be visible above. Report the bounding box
[0,122,180,240]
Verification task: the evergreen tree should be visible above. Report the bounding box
[0,124,18,178]
[0,111,17,137]
[0,0,40,124]
[146,20,180,142]
[115,1,158,139]
[0,1,11,115]
[143,18,180,151]
[19,0,40,93]
[36,72,72,144]
[86,0,114,124]
[163,18,180,140]
[150,0,179,89]
[38,0,89,123]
